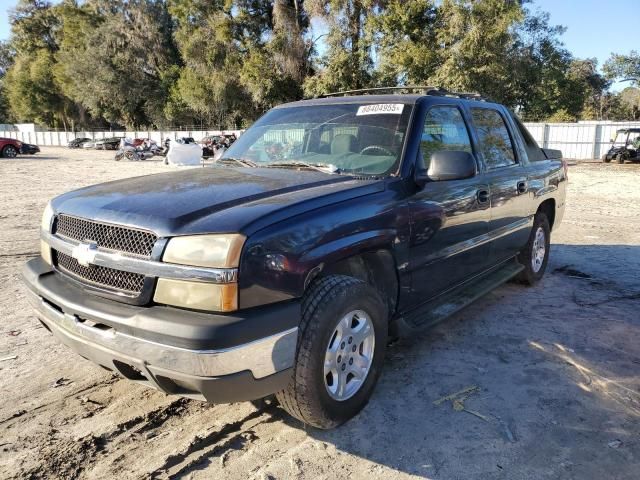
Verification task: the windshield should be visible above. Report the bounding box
[612,131,640,146]
[221,103,413,175]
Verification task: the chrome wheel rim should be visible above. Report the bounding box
[323,310,375,401]
[531,226,546,273]
[4,146,17,158]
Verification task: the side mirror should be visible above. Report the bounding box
[415,150,477,185]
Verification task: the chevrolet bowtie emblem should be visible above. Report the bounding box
[71,242,98,267]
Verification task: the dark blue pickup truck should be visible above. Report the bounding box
[23,87,567,429]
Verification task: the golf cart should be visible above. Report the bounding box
[602,128,640,164]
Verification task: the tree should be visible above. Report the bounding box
[604,51,640,84]
[168,0,252,127]
[4,0,79,127]
[55,0,179,129]
[168,0,310,127]
[0,42,14,123]
[617,87,640,120]
[430,0,523,102]
[304,0,377,96]
[239,0,311,114]
[565,59,609,120]
[369,0,439,86]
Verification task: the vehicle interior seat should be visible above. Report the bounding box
[331,134,358,154]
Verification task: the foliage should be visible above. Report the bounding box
[0,0,637,128]
[603,51,640,85]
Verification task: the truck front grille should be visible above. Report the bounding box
[55,251,146,295]
[54,214,157,258]
[51,215,157,298]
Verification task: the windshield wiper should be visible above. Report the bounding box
[216,157,258,168]
[265,161,341,174]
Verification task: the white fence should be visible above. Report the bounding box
[522,122,640,160]
[0,129,243,148]
[2,122,640,160]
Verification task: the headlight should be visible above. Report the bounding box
[41,201,54,232]
[155,234,245,312]
[162,234,245,268]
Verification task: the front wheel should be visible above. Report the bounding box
[2,145,18,158]
[276,275,388,429]
[516,213,551,285]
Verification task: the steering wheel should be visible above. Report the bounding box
[359,145,394,156]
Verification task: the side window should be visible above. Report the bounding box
[511,113,546,162]
[420,106,472,168]
[470,108,516,169]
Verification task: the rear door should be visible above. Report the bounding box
[468,105,531,264]
[407,104,492,303]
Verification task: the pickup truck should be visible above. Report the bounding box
[23,88,567,429]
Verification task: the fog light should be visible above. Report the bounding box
[154,278,238,312]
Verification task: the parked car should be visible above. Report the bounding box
[81,140,96,149]
[601,128,640,164]
[95,137,123,150]
[68,137,92,148]
[20,143,40,155]
[0,137,23,158]
[23,87,567,429]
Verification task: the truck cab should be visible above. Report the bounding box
[23,87,567,429]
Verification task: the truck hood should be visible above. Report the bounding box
[51,167,382,236]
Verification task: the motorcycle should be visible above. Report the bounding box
[115,139,161,161]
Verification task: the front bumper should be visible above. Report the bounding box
[22,257,299,403]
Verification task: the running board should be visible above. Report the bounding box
[393,259,524,335]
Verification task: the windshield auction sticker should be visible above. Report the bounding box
[356,104,404,116]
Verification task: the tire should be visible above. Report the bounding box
[276,275,388,429]
[2,145,18,158]
[516,213,551,285]
[602,156,611,163]
[616,153,626,164]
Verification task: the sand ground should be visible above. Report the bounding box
[1,148,639,479]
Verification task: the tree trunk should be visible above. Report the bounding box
[349,1,362,88]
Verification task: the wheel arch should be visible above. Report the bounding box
[536,198,556,231]
[305,248,400,319]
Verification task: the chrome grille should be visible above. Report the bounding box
[54,214,157,258]
[55,251,145,294]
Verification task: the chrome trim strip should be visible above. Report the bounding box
[420,216,533,266]
[26,288,297,379]
[42,230,238,283]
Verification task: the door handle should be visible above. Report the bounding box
[477,189,489,204]
[517,180,527,194]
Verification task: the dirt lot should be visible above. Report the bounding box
[1,147,639,480]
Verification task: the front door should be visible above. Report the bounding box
[407,105,492,305]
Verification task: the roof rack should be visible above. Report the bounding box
[318,86,490,102]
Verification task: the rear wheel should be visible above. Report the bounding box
[2,145,18,158]
[516,213,550,285]
[276,275,388,429]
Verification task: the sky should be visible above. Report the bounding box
[0,0,636,88]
